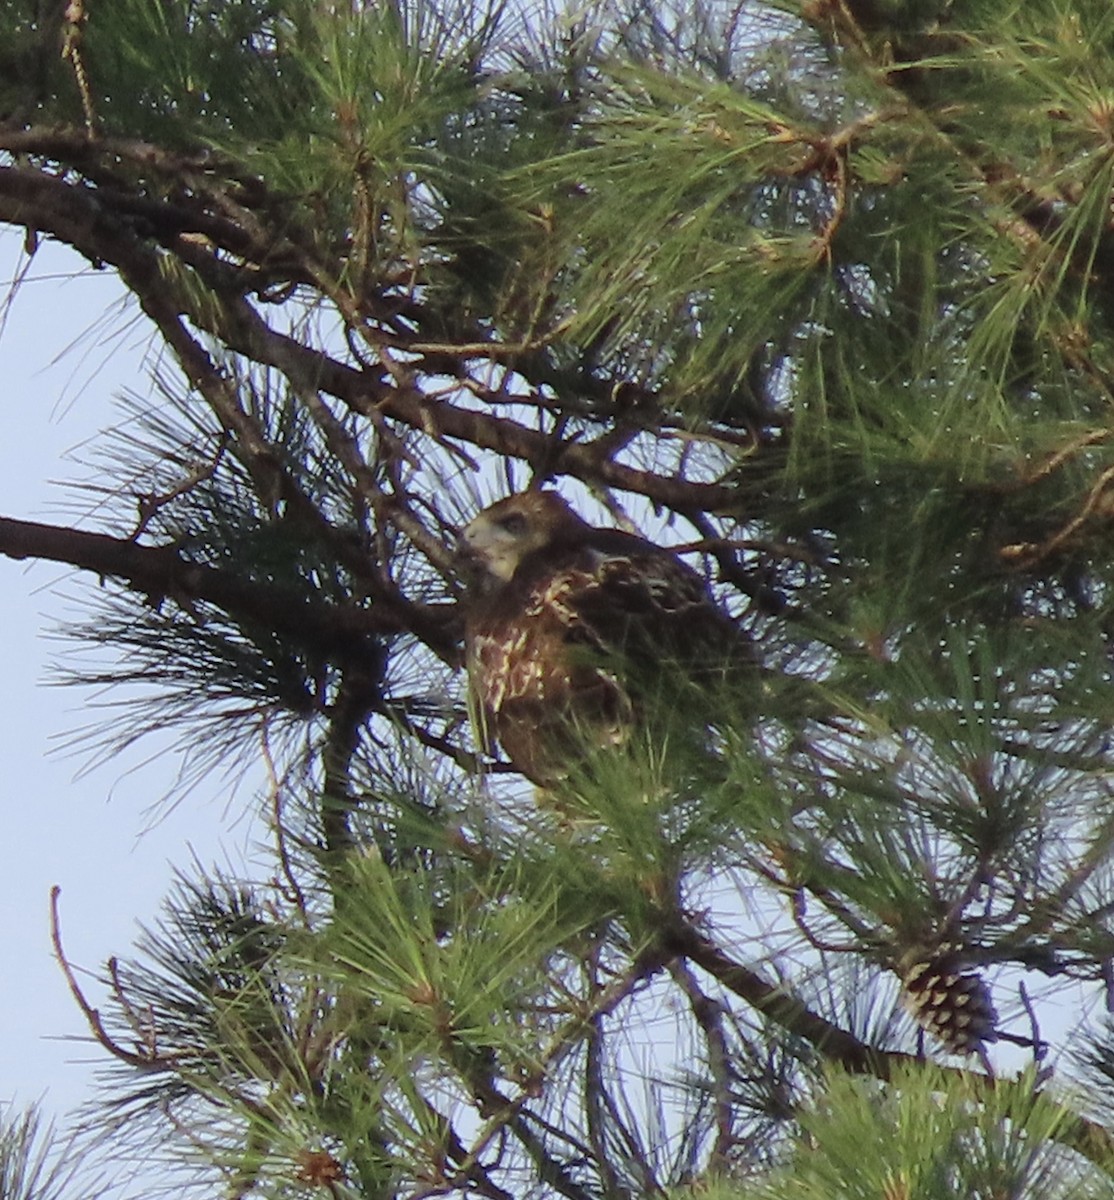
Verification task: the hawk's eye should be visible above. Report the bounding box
[497,513,529,536]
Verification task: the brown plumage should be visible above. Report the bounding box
[457,491,742,785]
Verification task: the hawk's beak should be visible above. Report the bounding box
[453,528,476,563]
[452,530,484,586]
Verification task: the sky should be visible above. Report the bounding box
[0,230,253,1124]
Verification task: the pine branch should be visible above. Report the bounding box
[0,513,450,661]
[664,918,1114,1170]
[810,0,1114,369]
[663,919,909,1078]
[0,161,745,515]
[669,959,735,1172]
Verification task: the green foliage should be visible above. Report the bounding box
[0,1106,100,1200]
[12,0,1114,1195]
[709,1065,1114,1199]
[328,849,590,1063]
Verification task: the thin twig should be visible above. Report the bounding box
[260,720,310,919]
[50,886,169,1068]
[130,433,229,540]
[670,958,736,1171]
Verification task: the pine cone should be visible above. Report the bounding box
[901,954,998,1056]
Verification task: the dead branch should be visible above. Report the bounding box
[50,885,170,1068]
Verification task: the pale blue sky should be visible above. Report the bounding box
[0,231,250,1121]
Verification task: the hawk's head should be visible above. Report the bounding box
[457,492,585,591]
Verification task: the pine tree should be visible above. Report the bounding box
[6,0,1114,1195]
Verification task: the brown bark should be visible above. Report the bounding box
[0,148,749,518]
[0,514,457,661]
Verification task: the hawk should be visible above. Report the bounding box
[457,491,744,786]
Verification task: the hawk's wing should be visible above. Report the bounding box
[543,529,723,661]
[465,528,741,784]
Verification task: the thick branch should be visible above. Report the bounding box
[664,919,1114,1169]
[0,164,744,515]
[0,514,456,660]
[664,919,911,1078]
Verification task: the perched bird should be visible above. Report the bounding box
[457,491,744,786]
